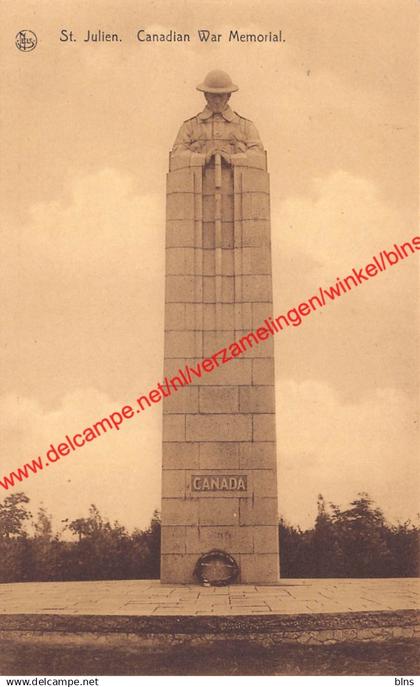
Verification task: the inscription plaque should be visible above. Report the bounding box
[191,474,248,492]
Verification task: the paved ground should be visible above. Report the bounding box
[0,578,418,616]
[1,579,418,674]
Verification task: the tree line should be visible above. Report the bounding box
[0,491,418,582]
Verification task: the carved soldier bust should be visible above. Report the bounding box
[172,70,264,167]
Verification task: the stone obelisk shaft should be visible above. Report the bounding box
[161,151,279,584]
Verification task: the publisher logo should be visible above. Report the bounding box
[16,30,37,52]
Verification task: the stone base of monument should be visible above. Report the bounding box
[0,579,418,651]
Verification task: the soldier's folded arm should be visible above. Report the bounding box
[231,121,264,166]
[172,121,206,167]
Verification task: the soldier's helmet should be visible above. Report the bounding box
[196,70,239,93]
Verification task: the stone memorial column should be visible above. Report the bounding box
[160,71,279,584]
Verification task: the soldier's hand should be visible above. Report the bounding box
[205,148,232,165]
[220,151,231,164]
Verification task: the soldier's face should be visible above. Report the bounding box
[205,92,230,113]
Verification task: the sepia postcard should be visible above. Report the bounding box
[0,0,418,682]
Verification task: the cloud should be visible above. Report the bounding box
[273,170,411,275]
[270,171,418,399]
[277,379,418,528]
[0,388,161,534]
[9,167,163,277]
[0,168,165,405]
[0,168,166,528]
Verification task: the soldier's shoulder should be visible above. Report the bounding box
[182,113,201,124]
[233,111,254,123]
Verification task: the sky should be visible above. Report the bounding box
[0,0,418,534]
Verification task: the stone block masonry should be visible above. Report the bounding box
[161,153,279,584]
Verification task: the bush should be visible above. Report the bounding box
[0,492,418,581]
